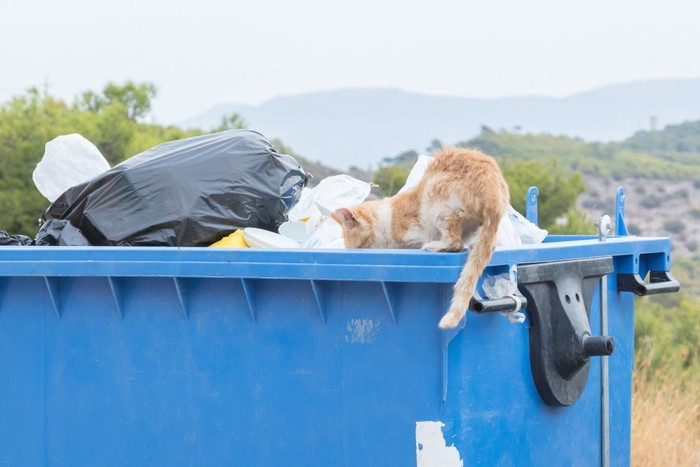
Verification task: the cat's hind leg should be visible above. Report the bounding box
[422,214,466,252]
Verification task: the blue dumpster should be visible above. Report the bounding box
[0,188,678,466]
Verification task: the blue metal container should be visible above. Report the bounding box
[0,235,674,467]
[0,190,678,466]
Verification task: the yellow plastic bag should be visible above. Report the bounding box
[210,230,249,248]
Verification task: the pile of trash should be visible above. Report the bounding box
[1,131,546,253]
[214,173,372,249]
[216,153,547,250]
[1,131,549,324]
[3,130,309,246]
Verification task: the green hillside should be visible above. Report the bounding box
[457,125,700,181]
[622,120,700,154]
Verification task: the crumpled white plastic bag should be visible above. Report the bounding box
[33,134,110,202]
[505,205,548,244]
[302,217,345,249]
[285,174,372,248]
[288,174,372,220]
[398,154,433,195]
[288,187,317,220]
[496,210,522,247]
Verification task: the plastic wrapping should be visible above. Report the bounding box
[210,230,249,248]
[287,174,372,249]
[0,232,33,246]
[35,220,91,246]
[42,130,308,246]
[288,175,372,220]
[505,205,548,244]
[397,154,433,195]
[33,134,111,202]
[481,265,527,325]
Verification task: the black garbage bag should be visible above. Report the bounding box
[42,130,309,246]
[35,219,91,246]
[0,231,33,246]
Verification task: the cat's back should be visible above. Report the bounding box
[418,147,509,209]
[426,147,499,176]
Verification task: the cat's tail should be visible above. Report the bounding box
[438,211,501,329]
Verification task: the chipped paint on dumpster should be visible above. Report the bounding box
[416,421,463,467]
[345,319,380,344]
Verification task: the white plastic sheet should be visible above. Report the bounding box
[288,174,372,220]
[481,266,527,324]
[505,205,548,244]
[285,174,372,249]
[398,154,433,195]
[33,134,110,202]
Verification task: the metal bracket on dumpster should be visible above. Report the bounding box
[517,257,614,406]
[526,186,539,225]
[469,294,528,314]
[617,271,680,296]
[615,187,629,236]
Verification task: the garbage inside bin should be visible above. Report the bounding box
[301,217,345,249]
[481,265,526,324]
[1,222,90,247]
[288,174,372,221]
[34,219,91,246]
[286,174,372,249]
[243,228,300,248]
[0,231,33,246]
[210,230,249,248]
[278,221,307,243]
[42,130,309,246]
[33,134,111,203]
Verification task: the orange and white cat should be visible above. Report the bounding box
[331,147,509,329]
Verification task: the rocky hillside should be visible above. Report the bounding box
[578,174,699,257]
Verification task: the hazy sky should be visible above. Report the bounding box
[2,0,699,124]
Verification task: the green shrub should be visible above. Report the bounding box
[635,294,700,385]
[641,195,663,208]
[627,223,642,235]
[663,219,686,234]
[674,189,689,200]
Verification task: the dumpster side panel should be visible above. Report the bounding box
[0,277,47,466]
[444,286,603,466]
[608,276,635,467]
[40,277,348,466]
[0,276,447,466]
[337,281,444,466]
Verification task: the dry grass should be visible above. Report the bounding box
[631,369,700,466]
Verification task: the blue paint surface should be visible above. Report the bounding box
[0,236,672,466]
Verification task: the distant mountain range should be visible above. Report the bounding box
[179,78,700,168]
